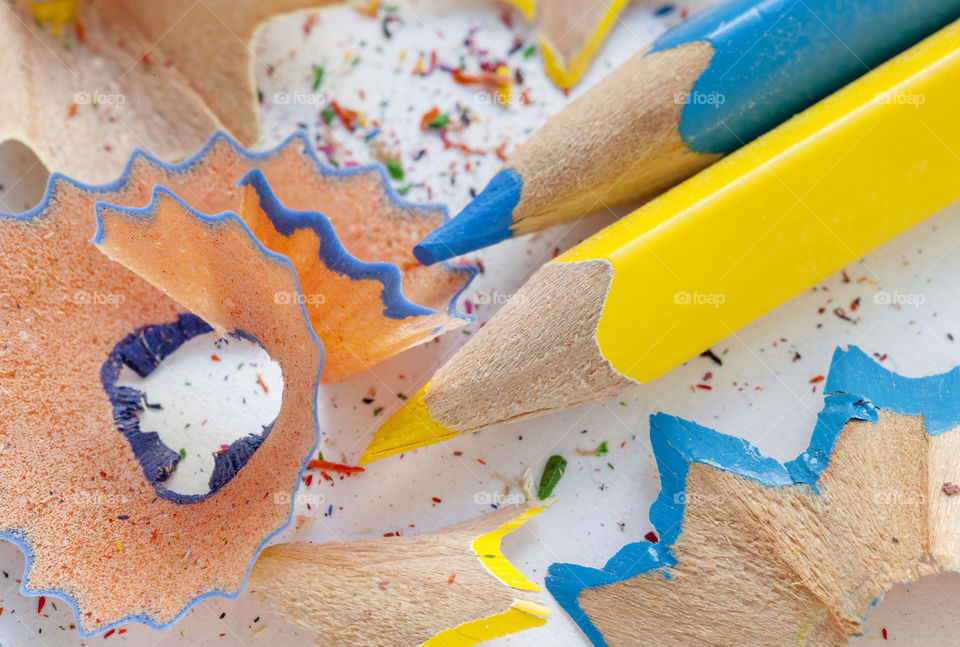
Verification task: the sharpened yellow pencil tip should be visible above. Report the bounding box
[359,383,459,465]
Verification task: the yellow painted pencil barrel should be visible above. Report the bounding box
[363,18,960,464]
[570,17,960,383]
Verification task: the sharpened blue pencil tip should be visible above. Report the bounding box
[413,169,523,265]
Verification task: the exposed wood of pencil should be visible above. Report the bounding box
[423,259,636,432]
[508,41,720,234]
[110,0,336,144]
[578,411,955,645]
[249,504,547,647]
[0,0,334,184]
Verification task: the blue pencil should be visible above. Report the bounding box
[414,0,960,265]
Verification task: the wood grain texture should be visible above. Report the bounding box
[509,41,719,234]
[426,258,637,432]
[250,504,545,647]
[0,0,332,184]
[578,412,944,646]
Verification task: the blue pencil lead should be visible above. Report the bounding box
[414,169,523,265]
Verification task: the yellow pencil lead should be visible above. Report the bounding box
[359,383,459,465]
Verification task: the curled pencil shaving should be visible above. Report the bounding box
[250,504,550,647]
[0,153,322,633]
[234,164,475,383]
[0,129,472,634]
[105,131,475,382]
[3,0,338,183]
[546,346,960,646]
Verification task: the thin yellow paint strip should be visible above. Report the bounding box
[418,600,550,647]
[559,18,960,382]
[472,507,543,591]
[358,382,455,465]
[541,0,633,88]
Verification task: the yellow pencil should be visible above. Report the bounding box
[362,16,960,464]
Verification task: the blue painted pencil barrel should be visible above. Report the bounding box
[658,0,960,154]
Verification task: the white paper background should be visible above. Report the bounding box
[2,1,960,645]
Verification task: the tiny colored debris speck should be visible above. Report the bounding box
[311,64,325,91]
